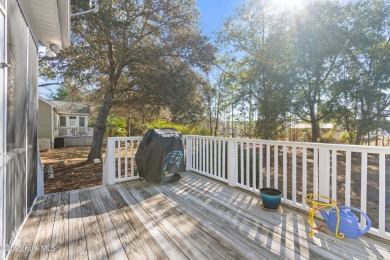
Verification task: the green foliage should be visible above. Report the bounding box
[319,129,338,144]
[50,83,83,101]
[88,119,96,127]
[146,119,209,135]
[106,116,127,137]
[339,132,356,144]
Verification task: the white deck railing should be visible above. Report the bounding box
[103,135,389,239]
[57,127,94,137]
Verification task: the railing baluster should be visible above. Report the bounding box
[332,149,337,200]
[302,147,307,206]
[360,152,367,229]
[227,140,236,186]
[222,140,226,180]
[283,145,287,200]
[266,144,271,188]
[274,145,278,189]
[379,153,385,235]
[292,146,297,204]
[206,139,209,174]
[125,140,128,178]
[240,142,244,185]
[319,148,330,198]
[194,138,198,170]
[214,140,217,177]
[259,144,263,190]
[345,151,351,206]
[313,148,318,195]
[131,140,134,177]
[252,143,256,191]
[246,142,250,188]
[203,138,206,173]
[117,140,121,179]
[218,140,222,179]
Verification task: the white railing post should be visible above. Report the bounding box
[227,140,236,187]
[185,136,192,171]
[102,138,116,185]
[318,147,330,198]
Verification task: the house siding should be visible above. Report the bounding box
[38,99,52,140]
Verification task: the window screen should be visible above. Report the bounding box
[79,116,85,127]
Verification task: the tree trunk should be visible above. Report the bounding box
[88,89,114,161]
[354,128,363,145]
[214,92,220,136]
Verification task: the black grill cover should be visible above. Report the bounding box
[136,128,185,181]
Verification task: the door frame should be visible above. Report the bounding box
[0,1,7,259]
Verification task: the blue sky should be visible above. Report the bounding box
[196,0,242,38]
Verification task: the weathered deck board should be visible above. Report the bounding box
[115,184,188,259]
[105,185,168,260]
[68,190,88,260]
[48,192,69,259]
[134,184,257,260]
[98,186,149,259]
[7,196,47,260]
[8,172,390,260]
[129,186,209,259]
[28,193,59,260]
[79,189,108,259]
[88,187,128,259]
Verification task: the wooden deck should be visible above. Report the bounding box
[8,172,390,260]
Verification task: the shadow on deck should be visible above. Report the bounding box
[8,172,390,259]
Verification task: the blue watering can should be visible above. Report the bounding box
[320,206,371,239]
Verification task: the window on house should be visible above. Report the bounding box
[79,117,85,127]
[60,116,66,127]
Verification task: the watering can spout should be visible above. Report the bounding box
[357,209,371,236]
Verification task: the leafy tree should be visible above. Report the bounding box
[50,0,215,160]
[289,0,347,142]
[336,0,390,144]
[218,0,292,139]
[49,82,83,101]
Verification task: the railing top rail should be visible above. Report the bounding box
[107,136,143,141]
[183,135,390,153]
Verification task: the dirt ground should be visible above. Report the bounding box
[41,146,106,194]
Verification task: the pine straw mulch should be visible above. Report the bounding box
[41,146,105,194]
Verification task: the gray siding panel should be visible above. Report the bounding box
[38,100,52,139]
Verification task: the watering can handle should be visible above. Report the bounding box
[339,206,371,236]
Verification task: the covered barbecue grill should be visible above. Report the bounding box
[135,128,185,182]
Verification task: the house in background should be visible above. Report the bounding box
[38,97,94,149]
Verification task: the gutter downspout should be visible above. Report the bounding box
[71,0,99,18]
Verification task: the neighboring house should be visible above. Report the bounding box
[38,97,93,148]
[289,122,339,141]
[0,0,70,258]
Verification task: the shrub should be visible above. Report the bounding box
[106,115,127,137]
